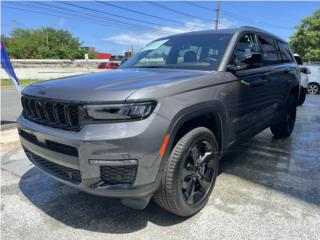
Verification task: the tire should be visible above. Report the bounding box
[297,88,306,106]
[308,83,319,94]
[270,94,297,138]
[153,127,220,217]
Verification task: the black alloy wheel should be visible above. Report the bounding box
[181,140,215,205]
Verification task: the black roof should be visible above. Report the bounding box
[164,26,286,43]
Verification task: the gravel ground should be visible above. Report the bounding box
[1,94,320,240]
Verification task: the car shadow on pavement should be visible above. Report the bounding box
[219,127,320,207]
[19,167,185,234]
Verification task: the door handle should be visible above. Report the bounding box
[241,78,268,87]
[241,80,251,87]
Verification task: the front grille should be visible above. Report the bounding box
[25,149,81,184]
[100,165,137,185]
[21,95,81,131]
[19,129,78,157]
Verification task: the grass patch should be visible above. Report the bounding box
[1,79,42,87]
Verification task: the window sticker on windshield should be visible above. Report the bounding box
[141,39,168,51]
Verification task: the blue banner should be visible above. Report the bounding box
[1,39,20,90]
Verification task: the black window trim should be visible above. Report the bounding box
[227,31,263,68]
[228,31,283,71]
[256,34,282,66]
[276,40,295,64]
[224,30,296,72]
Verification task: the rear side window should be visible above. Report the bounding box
[278,42,295,63]
[294,55,303,65]
[258,36,279,65]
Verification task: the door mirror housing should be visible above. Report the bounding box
[300,66,311,74]
[228,52,263,71]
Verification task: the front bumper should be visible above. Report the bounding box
[17,112,170,199]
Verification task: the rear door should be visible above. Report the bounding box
[277,41,298,105]
[254,35,285,118]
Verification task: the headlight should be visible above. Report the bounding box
[84,102,156,121]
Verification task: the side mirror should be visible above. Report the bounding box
[300,66,311,74]
[228,52,262,71]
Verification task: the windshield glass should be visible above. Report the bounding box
[121,33,232,71]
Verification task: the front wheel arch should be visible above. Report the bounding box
[165,102,228,162]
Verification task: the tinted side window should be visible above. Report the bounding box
[235,34,261,55]
[279,42,294,63]
[294,55,303,65]
[258,36,279,65]
[177,45,202,63]
[232,33,262,69]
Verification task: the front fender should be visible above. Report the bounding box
[158,100,229,173]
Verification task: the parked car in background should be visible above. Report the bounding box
[98,62,119,70]
[306,65,320,94]
[18,27,300,217]
[110,55,124,61]
[294,54,310,105]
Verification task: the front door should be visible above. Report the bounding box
[224,33,274,140]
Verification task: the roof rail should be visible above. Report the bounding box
[240,26,263,30]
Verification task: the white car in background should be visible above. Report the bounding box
[294,54,311,105]
[306,65,320,94]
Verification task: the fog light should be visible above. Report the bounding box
[89,159,137,166]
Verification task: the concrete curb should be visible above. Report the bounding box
[1,122,17,131]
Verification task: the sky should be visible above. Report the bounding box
[1,1,319,55]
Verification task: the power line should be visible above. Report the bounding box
[29,1,160,33]
[95,1,209,30]
[3,4,160,37]
[58,1,189,33]
[221,9,292,30]
[183,1,213,11]
[147,1,215,23]
[183,1,294,30]
[17,1,174,38]
[215,1,221,30]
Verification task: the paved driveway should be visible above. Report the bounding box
[1,95,320,240]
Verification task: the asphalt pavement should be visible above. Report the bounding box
[1,94,320,240]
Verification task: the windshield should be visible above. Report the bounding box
[121,33,232,71]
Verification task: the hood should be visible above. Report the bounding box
[22,68,212,102]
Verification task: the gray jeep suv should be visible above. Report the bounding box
[18,27,300,216]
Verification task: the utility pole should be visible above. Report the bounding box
[215,0,221,30]
[12,20,16,30]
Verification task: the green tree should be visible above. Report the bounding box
[289,8,320,62]
[88,51,98,59]
[2,27,86,59]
